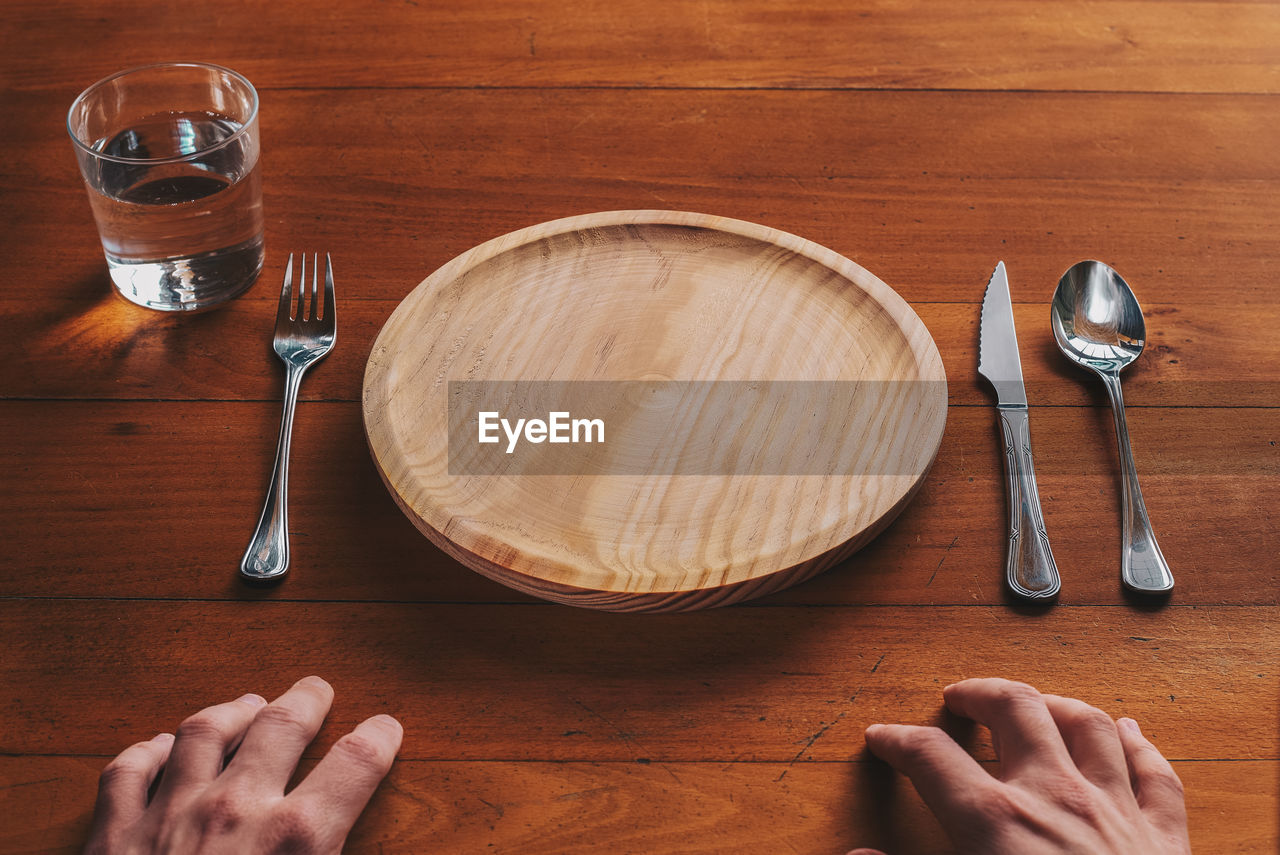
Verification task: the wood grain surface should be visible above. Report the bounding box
[1,0,1277,853]
[3,601,1275,761]
[4,756,1275,855]
[5,1,1280,94]
[8,89,1280,309]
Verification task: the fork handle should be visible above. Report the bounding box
[240,362,307,582]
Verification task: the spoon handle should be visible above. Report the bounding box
[1099,372,1175,594]
[996,406,1061,601]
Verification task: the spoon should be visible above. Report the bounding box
[1050,260,1174,594]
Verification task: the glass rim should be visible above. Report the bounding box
[66,61,260,165]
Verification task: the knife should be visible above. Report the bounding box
[978,261,1061,601]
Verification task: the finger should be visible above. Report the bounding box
[224,676,335,792]
[864,723,999,830]
[943,679,1073,778]
[288,714,403,842]
[155,693,267,795]
[846,850,888,855]
[1117,718,1188,829]
[88,732,175,836]
[1042,694,1131,794]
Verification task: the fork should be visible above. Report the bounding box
[240,253,337,582]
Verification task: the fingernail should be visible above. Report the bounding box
[1119,717,1141,734]
[371,714,403,732]
[237,693,267,707]
[152,732,175,743]
[297,675,331,691]
[865,723,885,736]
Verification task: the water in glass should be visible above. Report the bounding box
[84,110,263,310]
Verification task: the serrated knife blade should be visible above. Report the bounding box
[978,261,1028,407]
[977,261,1060,602]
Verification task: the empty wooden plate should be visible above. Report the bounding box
[363,210,946,611]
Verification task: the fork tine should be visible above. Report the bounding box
[298,252,308,320]
[311,252,320,320]
[278,253,295,320]
[323,253,335,322]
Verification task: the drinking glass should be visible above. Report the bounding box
[67,62,264,311]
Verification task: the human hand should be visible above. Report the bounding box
[849,678,1189,855]
[85,676,403,855]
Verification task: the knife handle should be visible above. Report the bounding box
[996,406,1060,601]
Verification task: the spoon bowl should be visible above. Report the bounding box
[1050,261,1147,375]
[1051,261,1174,595]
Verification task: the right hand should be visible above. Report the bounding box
[850,678,1190,855]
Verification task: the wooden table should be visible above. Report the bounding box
[2,2,1277,852]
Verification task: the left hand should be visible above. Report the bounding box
[85,676,403,854]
